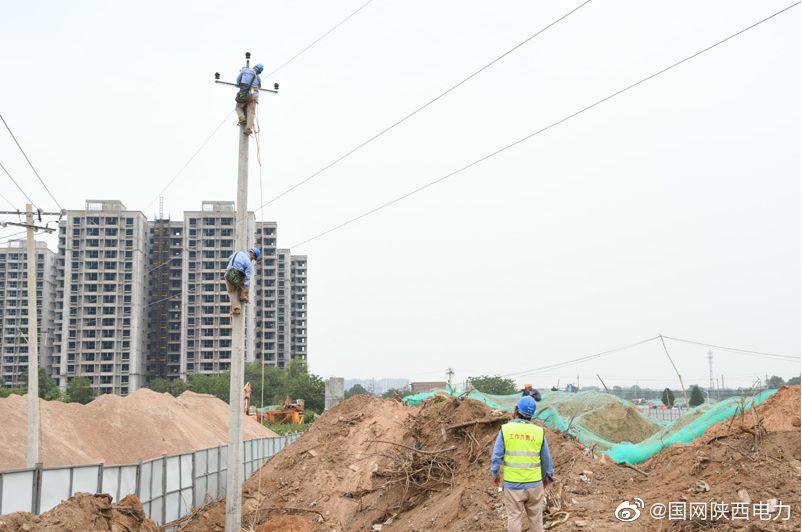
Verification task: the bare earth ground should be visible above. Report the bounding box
[3,387,798,531]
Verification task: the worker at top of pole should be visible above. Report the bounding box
[521,384,542,402]
[234,63,264,135]
[491,396,553,532]
[224,246,261,315]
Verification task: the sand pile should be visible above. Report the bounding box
[0,493,158,531]
[577,401,662,444]
[0,389,276,469]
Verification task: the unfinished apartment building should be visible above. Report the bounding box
[52,200,149,395]
[0,240,56,387]
[145,219,183,379]
[290,255,308,363]
[254,222,279,366]
[179,201,255,377]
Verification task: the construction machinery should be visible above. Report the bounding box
[251,397,305,425]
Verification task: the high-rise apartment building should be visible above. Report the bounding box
[290,255,308,363]
[179,201,255,377]
[145,219,183,379]
[0,239,56,387]
[2,199,307,396]
[52,200,149,395]
[254,222,279,366]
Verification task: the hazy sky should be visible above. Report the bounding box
[1,1,799,389]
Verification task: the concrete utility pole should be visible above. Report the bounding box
[1,205,59,467]
[707,350,714,403]
[25,204,40,467]
[216,52,278,532]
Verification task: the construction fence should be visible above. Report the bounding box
[0,432,301,526]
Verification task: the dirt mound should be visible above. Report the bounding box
[0,493,158,531]
[0,389,276,469]
[703,385,801,442]
[577,401,661,443]
[178,394,801,531]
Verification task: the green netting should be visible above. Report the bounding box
[606,389,777,464]
[403,388,779,464]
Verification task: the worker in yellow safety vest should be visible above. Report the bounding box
[490,396,554,532]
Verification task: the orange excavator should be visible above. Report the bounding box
[262,397,305,425]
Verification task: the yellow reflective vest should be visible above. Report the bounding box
[501,421,544,483]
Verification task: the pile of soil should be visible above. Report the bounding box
[0,493,158,531]
[703,385,801,441]
[0,389,276,469]
[178,392,801,531]
[577,402,661,444]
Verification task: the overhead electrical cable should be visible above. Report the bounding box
[265,0,378,78]
[143,2,379,210]
[257,0,594,212]
[0,113,62,211]
[662,335,800,360]
[0,159,37,207]
[289,2,800,249]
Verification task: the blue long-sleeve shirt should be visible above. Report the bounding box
[491,419,554,489]
[226,251,254,287]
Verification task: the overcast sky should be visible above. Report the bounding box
[1,0,799,389]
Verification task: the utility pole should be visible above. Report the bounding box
[1,206,59,467]
[596,373,609,393]
[25,205,40,467]
[216,52,278,532]
[446,368,454,391]
[658,335,689,409]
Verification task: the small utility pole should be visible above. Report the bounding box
[596,373,609,393]
[25,204,40,467]
[1,205,59,467]
[659,335,689,409]
[216,52,278,532]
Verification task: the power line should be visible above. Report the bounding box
[662,335,800,361]
[0,229,28,245]
[0,159,37,207]
[144,2,379,210]
[500,337,661,379]
[257,0,593,213]
[265,0,378,78]
[289,2,800,248]
[0,191,17,210]
[143,111,235,213]
[0,113,63,211]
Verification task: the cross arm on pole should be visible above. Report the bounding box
[214,78,279,94]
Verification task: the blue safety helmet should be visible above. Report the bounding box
[250,247,261,260]
[254,64,264,73]
[516,396,537,418]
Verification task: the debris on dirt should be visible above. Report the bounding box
[0,389,276,469]
[702,385,801,442]
[177,389,800,531]
[0,493,158,531]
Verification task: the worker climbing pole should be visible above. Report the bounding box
[214,52,278,532]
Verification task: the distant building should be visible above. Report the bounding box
[0,240,56,387]
[145,219,183,379]
[410,381,448,393]
[52,200,149,395]
[179,201,255,377]
[6,198,309,397]
[325,377,344,411]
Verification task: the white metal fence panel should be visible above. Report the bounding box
[0,432,301,526]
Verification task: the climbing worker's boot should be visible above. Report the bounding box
[231,306,241,316]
